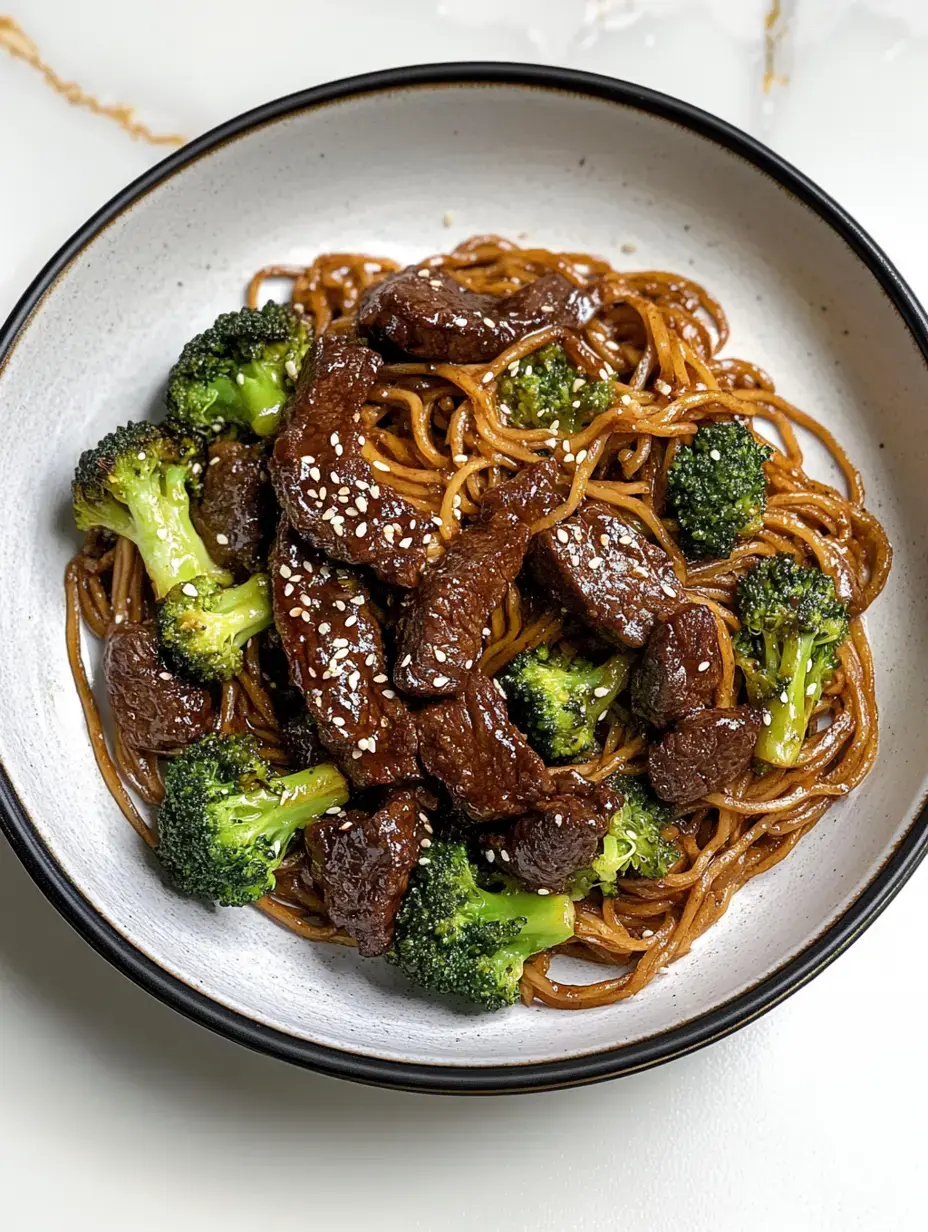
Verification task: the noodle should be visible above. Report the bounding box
[65,237,891,1008]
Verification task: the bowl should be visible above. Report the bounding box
[2,64,927,1094]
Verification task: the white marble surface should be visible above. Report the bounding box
[2,2,927,1227]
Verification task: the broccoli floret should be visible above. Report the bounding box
[497,344,615,433]
[571,775,679,898]
[166,302,311,438]
[733,554,849,767]
[666,420,772,559]
[158,573,272,682]
[72,421,231,600]
[157,734,349,906]
[499,644,632,765]
[387,841,575,1010]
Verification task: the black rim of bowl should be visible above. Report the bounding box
[2,62,927,1095]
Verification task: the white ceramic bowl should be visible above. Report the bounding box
[2,65,927,1093]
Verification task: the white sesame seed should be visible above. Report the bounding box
[417,268,430,278]
[356,523,368,538]
[284,582,294,597]
[482,316,496,328]
[807,659,814,672]
[453,454,468,465]
[398,536,413,549]
[806,683,817,696]
[593,685,610,698]
[318,622,331,634]
[365,653,377,666]
[339,820,353,830]
[345,615,357,628]
[373,460,390,471]
[288,607,302,618]
[619,534,634,545]
[571,399,581,410]
[432,675,449,688]
[589,557,603,571]
[301,611,311,623]
[351,750,363,759]
[209,455,221,466]
[697,660,711,672]
[214,533,229,546]
[334,600,346,611]
[632,566,649,578]
[575,449,588,464]
[113,613,124,624]
[599,368,609,380]
[235,371,245,386]
[661,583,678,598]
[434,648,447,663]
[564,452,575,464]
[332,716,346,727]
[763,711,772,726]
[780,690,789,704]
[454,315,468,327]
[481,371,494,384]
[383,689,397,700]
[285,359,299,380]
[493,678,507,698]
[557,528,570,544]
[485,850,496,863]
[383,526,395,544]
[418,857,431,866]
[537,888,551,896]
[181,582,198,597]
[500,850,510,863]
[373,673,388,684]
[370,485,381,498]
[158,670,172,681]
[709,448,722,462]
[309,466,321,482]
[464,659,474,669]
[545,437,558,449]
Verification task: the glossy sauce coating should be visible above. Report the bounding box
[631,604,722,728]
[307,789,428,956]
[530,501,684,647]
[103,622,214,753]
[271,334,432,587]
[648,705,763,804]
[270,521,419,788]
[358,267,600,364]
[191,439,271,577]
[504,780,621,892]
[416,672,553,822]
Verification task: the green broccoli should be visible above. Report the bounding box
[733,554,849,767]
[387,840,575,1010]
[158,573,272,682]
[666,420,772,559]
[72,421,231,600]
[496,344,615,433]
[157,734,349,906]
[571,774,679,898]
[166,302,311,438]
[499,644,633,765]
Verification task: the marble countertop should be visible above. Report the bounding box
[2,3,927,1228]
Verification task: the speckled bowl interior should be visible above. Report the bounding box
[1,70,927,1089]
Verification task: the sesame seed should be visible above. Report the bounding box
[339,820,353,830]
[780,690,789,704]
[642,929,654,938]
[113,613,124,624]
[365,653,377,666]
[358,435,366,446]
[486,850,496,863]
[158,670,172,681]
[383,526,395,544]
[373,460,390,471]
[334,600,346,611]
[493,678,506,698]
[620,393,633,406]
[288,607,302,618]
[593,685,611,698]
[464,659,473,669]
[557,528,570,544]
[301,611,311,623]
[453,454,468,465]
[430,279,443,289]
[697,660,711,672]
[661,583,678,598]
[181,583,198,597]
[432,675,449,688]
[564,452,575,464]
[348,671,360,689]
[370,485,380,498]
[137,451,147,461]
[345,615,357,628]
[350,595,365,607]
[575,449,588,464]
[332,716,346,727]
[346,506,358,517]
[420,837,432,849]
[571,399,581,409]
[333,637,349,648]
[482,316,496,329]
[356,496,368,513]
[481,371,494,384]
[454,316,468,327]
[309,466,321,482]
[356,523,368,538]
[398,536,413,549]
[235,372,245,386]
[500,850,510,863]
[334,444,344,457]
[351,750,363,760]
[318,622,331,634]
[483,628,491,637]
[598,710,608,722]
[619,534,633,545]
[418,857,431,866]
[209,455,221,466]
[300,593,311,607]
[434,648,447,662]
[285,359,299,380]
[589,557,603,571]
[383,689,397,700]
[806,683,817,696]
[545,437,558,449]
[418,812,430,824]
[284,582,294,597]
[709,449,722,462]
[373,673,388,684]
[807,659,814,672]
[763,711,772,726]
[524,365,533,376]
[417,267,430,278]
[537,888,551,896]
[632,566,649,578]
[400,654,412,668]
[599,368,609,380]
[215,533,229,546]
[322,508,336,522]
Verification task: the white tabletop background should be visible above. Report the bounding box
[2,2,926,1227]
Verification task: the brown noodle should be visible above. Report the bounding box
[67,236,890,1009]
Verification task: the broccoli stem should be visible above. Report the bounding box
[134,463,230,598]
[211,763,348,851]
[206,365,285,436]
[755,630,816,767]
[472,885,575,964]
[207,574,273,649]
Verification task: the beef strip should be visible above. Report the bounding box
[504,779,622,892]
[271,333,431,587]
[191,439,271,577]
[307,788,427,956]
[393,461,563,698]
[529,501,684,647]
[103,622,213,753]
[647,705,763,805]
[631,603,722,728]
[279,709,326,770]
[416,672,553,822]
[358,267,600,364]
[270,521,419,788]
